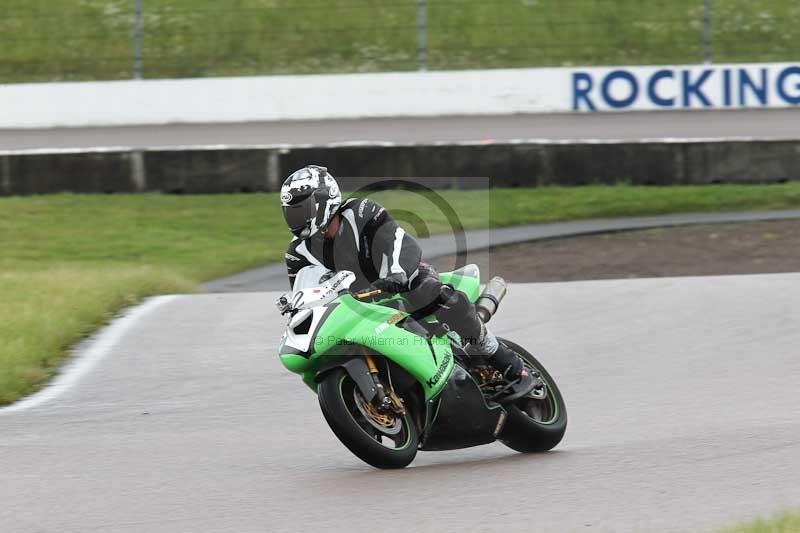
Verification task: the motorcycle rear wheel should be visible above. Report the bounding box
[497,337,567,453]
[318,368,418,469]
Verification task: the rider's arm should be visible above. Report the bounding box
[362,201,422,291]
[285,239,314,291]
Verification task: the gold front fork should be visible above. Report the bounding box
[363,352,405,415]
[364,353,379,374]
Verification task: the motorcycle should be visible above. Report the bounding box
[277,264,567,469]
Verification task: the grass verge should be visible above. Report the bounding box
[3,0,800,82]
[0,267,194,404]
[2,183,800,405]
[722,511,800,533]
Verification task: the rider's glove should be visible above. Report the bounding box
[371,272,409,294]
[275,293,291,315]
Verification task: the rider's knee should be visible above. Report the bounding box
[437,285,482,341]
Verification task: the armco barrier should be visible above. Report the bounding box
[1,151,136,195]
[1,139,799,196]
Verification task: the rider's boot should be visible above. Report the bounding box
[467,323,544,401]
[436,284,543,400]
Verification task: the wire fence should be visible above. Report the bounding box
[2,0,799,83]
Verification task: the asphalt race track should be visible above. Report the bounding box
[1,109,799,151]
[2,273,799,532]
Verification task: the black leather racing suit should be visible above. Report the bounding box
[284,198,484,344]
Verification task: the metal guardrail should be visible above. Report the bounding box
[3,1,800,83]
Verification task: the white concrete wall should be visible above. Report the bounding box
[1,62,798,129]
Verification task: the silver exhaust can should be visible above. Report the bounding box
[476,276,508,323]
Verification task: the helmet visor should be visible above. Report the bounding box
[282,196,317,238]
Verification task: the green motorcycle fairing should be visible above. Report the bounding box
[439,264,481,303]
[278,266,481,401]
[280,294,454,400]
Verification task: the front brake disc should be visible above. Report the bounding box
[353,388,402,436]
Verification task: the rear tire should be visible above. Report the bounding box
[497,338,567,453]
[318,368,418,469]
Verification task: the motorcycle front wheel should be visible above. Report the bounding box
[496,337,568,453]
[318,367,418,469]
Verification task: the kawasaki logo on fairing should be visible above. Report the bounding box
[426,351,451,387]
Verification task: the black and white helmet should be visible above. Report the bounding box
[280,165,341,239]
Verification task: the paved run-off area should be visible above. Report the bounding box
[2,274,799,532]
[2,110,799,151]
[432,219,800,283]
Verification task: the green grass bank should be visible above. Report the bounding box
[722,511,800,533]
[2,183,800,405]
[3,0,800,82]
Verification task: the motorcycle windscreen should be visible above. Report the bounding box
[292,265,333,294]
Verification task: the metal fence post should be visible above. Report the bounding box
[130,150,147,191]
[417,0,427,71]
[1,156,11,196]
[266,149,282,192]
[133,0,143,78]
[702,0,712,64]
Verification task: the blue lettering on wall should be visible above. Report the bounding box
[647,69,675,107]
[722,69,733,107]
[572,72,596,111]
[739,68,768,106]
[777,66,800,105]
[601,70,639,109]
[682,69,713,107]
[570,64,800,111]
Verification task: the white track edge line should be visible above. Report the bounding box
[2,135,800,156]
[0,294,179,414]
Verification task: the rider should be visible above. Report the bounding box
[277,165,537,391]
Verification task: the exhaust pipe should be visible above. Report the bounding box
[476,276,507,323]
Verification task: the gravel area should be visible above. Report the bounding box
[432,220,800,282]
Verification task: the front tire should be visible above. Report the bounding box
[497,338,567,453]
[318,368,418,469]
